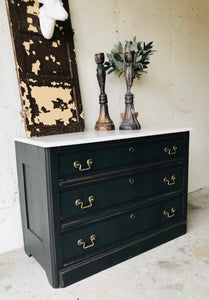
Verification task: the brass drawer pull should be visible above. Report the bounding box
[77,235,96,250]
[163,175,176,186]
[164,145,178,155]
[75,196,95,210]
[163,207,176,218]
[74,159,93,172]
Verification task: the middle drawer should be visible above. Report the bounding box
[59,163,185,221]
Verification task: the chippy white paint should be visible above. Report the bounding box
[1,0,209,255]
[38,0,68,39]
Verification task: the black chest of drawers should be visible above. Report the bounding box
[15,130,189,288]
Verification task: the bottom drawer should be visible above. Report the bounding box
[59,223,186,287]
[61,196,185,264]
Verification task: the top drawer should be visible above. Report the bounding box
[57,132,188,180]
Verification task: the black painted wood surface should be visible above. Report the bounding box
[61,196,185,264]
[57,133,187,180]
[59,162,185,221]
[59,222,187,287]
[15,131,189,288]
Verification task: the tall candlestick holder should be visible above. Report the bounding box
[94,53,115,131]
[119,51,141,130]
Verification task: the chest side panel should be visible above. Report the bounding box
[15,142,59,287]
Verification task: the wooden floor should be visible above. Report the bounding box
[0,188,209,300]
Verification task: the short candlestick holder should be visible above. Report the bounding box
[94,53,115,131]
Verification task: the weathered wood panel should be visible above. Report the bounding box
[6,0,85,137]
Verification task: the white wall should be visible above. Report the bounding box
[0,0,208,255]
[69,0,209,190]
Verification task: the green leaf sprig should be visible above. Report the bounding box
[104,37,155,79]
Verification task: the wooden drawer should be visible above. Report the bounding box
[61,196,185,264]
[57,133,187,180]
[60,163,185,221]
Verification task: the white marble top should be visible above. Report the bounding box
[14,127,192,148]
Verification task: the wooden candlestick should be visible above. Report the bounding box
[119,51,141,130]
[95,53,115,131]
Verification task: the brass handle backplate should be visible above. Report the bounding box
[163,175,176,186]
[164,145,178,155]
[74,159,93,172]
[77,235,96,250]
[75,196,95,210]
[163,207,176,218]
